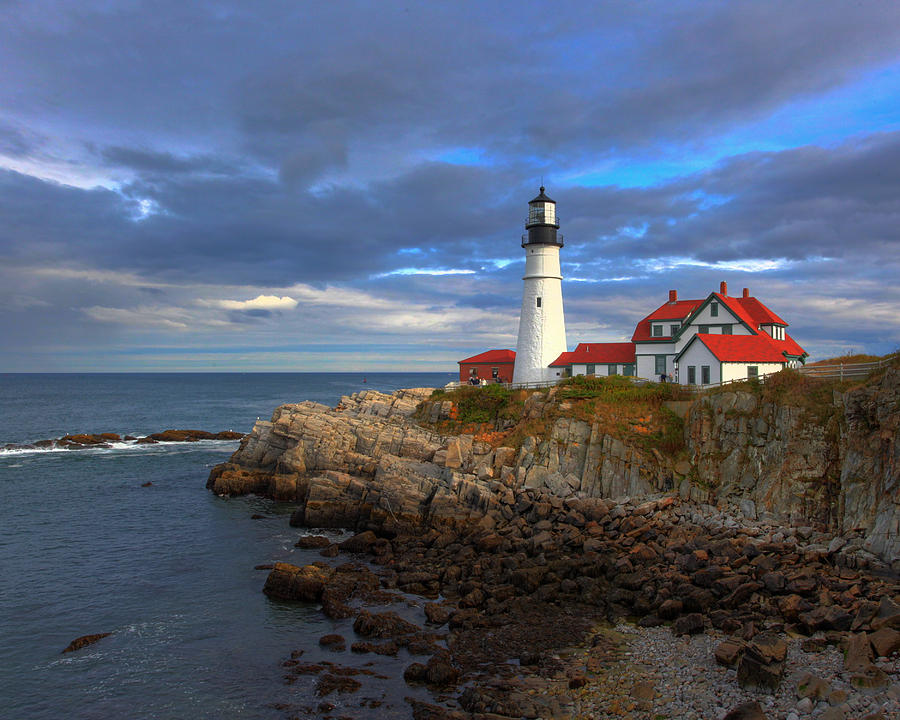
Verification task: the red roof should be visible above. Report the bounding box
[550,342,635,366]
[458,349,516,365]
[633,291,790,342]
[632,299,703,342]
[731,295,787,326]
[689,333,805,362]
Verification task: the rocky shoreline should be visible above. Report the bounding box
[208,377,899,719]
[1,428,244,452]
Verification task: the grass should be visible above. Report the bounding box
[418,375,689,455]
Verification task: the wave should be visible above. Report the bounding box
[0,438,240,458]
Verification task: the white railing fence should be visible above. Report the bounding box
[797,354,897,380]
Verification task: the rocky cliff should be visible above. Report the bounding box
[687,366,899,563]
[208,367,898,566]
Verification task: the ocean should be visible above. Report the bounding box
[0,372,454,719]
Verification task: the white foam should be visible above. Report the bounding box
[0,438,239,458]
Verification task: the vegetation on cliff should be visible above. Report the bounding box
[418,375,690,455]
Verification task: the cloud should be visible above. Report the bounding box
[214,294,298,311]
[82,305,189,330]
[2,3,900,368]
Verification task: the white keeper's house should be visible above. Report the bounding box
[460,188,808,387]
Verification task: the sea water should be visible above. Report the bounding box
[0,372,453,719]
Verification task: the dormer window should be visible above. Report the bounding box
[652,325,662,337]
[670,324,679,336]
[711,302,719,317]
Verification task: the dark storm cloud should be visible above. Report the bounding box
[2,1,900,368]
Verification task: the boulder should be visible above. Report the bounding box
[722,701,767,720]
[353,610,419,639]
[737,634,787,691]
[262,562,333,602]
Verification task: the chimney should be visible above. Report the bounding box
[668,289,677,302]
[742,287,750,299]
[720,281,728,296]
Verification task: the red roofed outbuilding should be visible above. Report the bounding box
[458,349,516,383]
[550,342,636,377]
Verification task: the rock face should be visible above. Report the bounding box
[208,389,500,531]
[208,387,677,533]
[209,368,898,564]
[687,367,900,562]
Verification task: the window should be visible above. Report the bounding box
[655,355,666,375]
[722,325,732,335]
[699,325,710,334]
[687,366,696,384]
[608,364,617,375]
[623,364,635,376]
[491,367,499,379]
[711,302,719,317]
[536,297,541,308]
[585,363,595,375]
[748,366,759,379]
[652,325,662,337]
[670,324,679,336]
[469,368,477,376]
[701,366,710,384]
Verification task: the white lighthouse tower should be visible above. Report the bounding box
[513,187,568,384]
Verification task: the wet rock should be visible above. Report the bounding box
[425,651,460,687]
[262,562,333,602]
[339,531,378,553]
[315,673,361,696]
[403,662,428,683]
[318,634,346,651]
[62,632,111,653]
[424,602,452,627]
[353,610,419,639]
[295,535,332,548]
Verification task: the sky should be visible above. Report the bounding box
[1,1,899,372]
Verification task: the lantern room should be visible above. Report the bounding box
[523,186,563,247]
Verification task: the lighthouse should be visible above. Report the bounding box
[512,187,568,384]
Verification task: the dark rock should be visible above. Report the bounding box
[845,632,874,672]
[425,651,460,687]
[658,598,683,620]
[318,634,346,651]
[319,544,340,558]
[250,513,264,519]
[403,663,428,683]
[715,640,744,667]
[339,530,379,553]
[353,610,419,639]
[870,627,900,658]
[315,673,361,696]
[254,563,274,570]
[796,672,831,700]
[295,535,334,548]
[262,562,333,602]
[141,481,153,487]
[673,613,704,635]
[62,632,111,653]
[722,701,768,720]
[424,602,451,627]
[737,634,787,691]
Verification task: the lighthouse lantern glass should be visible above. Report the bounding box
[528,201,555,225]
